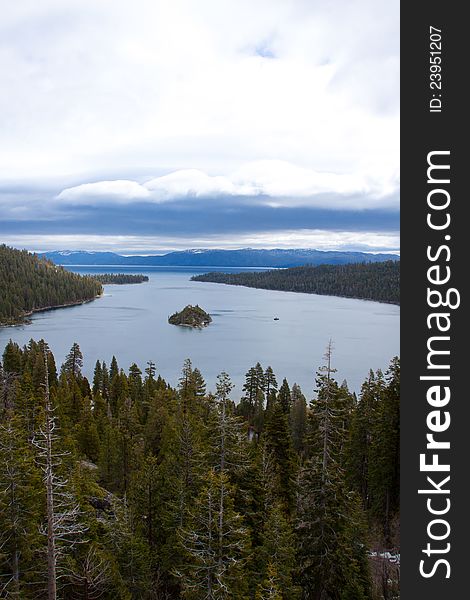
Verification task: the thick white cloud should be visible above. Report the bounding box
[57,160,398,209]
[0,0,399,199]
[57,179,151,202]
[144,169,255,199]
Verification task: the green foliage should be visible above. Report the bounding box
[0,244,102,324]
[257,505,300,599]
[176,469,250,599]
[90,273,149,284]
[0,339,399,598]
[264,403,295,508]
[168,304,212,327]
[297,345,371,600]
[192,260,400,304]
[289,384,308,455]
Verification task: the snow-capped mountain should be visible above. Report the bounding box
[39,248,399,268]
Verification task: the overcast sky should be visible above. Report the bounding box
[1,0,399,254]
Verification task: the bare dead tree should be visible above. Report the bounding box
[318,339,338,480]
[32,348,87,600]
[63,546,113,600]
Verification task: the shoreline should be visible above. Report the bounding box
[192,280,400,306]
[0,293,103,328]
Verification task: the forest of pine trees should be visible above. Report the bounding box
[0,339,400,599]
[0,246,103,325]
[192,261,400,305]
[90,274,149,285]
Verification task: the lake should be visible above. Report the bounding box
[0,266,400,398]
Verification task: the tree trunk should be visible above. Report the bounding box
[44,353,57,600]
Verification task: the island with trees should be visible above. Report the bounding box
[90,273,149,285]
[0,339,400,599]
[192,260,400,305]
[168,304,212,328]
[0,245,103,326]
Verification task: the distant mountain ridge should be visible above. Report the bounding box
[39,248,399,268]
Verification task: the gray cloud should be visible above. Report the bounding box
[1,0,399,252]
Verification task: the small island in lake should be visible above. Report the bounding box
[168,304,212,328]
[90,273,149,285]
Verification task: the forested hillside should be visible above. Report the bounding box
[0,339,400,599]
[90,274,149,284]
[192,260,400,304]
[0,245,102,325]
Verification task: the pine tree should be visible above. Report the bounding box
[297,343,371,599]
[278,378,291,414]
[257,504,299,599]
[154,405,208,585]
[369,358,400,542]
[239,362,265,425]
[264,366,278,412]
[345,370,384,508]
[179,358,194,401]
[101,361,110,403]
[92,360,102,396]
[62,343,83,380]
[289,384,307,455]
[192,367,207,399]
[104,496,152,597]
[130,454,160,551]
[264,403,294,508]
[177,469,249,599]
[0,416,42,597]
[255,564,283,600]
[144,360,156,380]
[109,356,119,381]
[2,340,22,374]
[76,399,100,463]
[210,372,247,478]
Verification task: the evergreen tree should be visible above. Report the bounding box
[76,399,100,463]
[210,372,247,477]
[297,343,371,599]
[104,496,153,597]
[264,403,294,508]
[369,358,400,542]
[101,361,110,403]
[0,337,395,600]
[109,356,119,382]
[92,360,102,396]
[62,343,83,380]
[239,362,265,424]
[144,360,156,380]
[0,417,42,597]
[345,370,383,508]
[2,340,22,374]
[278,378,291,414]
[257,504,299,599]
[264,366,278,412]
[289,384,307,455]
[255,564,283,600]
[177,469,249,599]
[191,367,207,399]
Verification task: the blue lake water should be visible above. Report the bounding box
[0,266,400,397]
